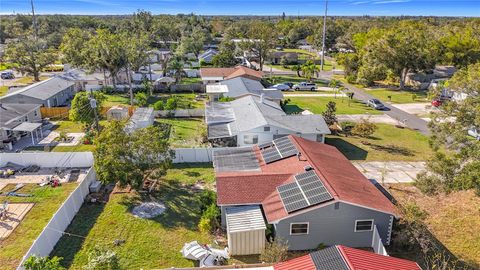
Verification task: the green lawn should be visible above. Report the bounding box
[14,76,49,85]
[284,96,382,115]
[326,124,433,161]
[156,118,207,148]
[0,86,8,97]
[0,183,78,270]
[104,93,205,109]
[365,88,429,104]
[50,121,87,133]
[51,163,216,269]
[24,144,95,152]
[180,77,202,84]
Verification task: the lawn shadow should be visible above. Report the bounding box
[284,104,303,114]
[51,202,106,268]
[325,137,368,160]
[369,144,415,156]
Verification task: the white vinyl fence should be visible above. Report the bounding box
[372,225,388,256]
[0,152,94,168]
[17,168,97,270]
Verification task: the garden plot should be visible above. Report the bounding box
[38,131,85,146]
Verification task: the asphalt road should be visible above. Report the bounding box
[342,82,430,135]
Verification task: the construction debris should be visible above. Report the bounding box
[131,202,166,219]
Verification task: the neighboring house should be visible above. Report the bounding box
[147,49,172,64]
[0,77,76,107]
[206,96,330,147]
[206,77,283,103]
[269,51,299,65]
[406,65,457,90]
[274,245,421,270]
[214,135,398,252]
[0,103,42,149]
[200,66,264,84]
[59,69,106,91]
[198,49,219,64]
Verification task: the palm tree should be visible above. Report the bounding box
[328,79,341,98]
[291,64,302,77]
[301,61,319,82]
[167,56,185,84]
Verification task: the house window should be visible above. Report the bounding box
[290,223,309,235]
[355,220,373,232]
[264,126,270,132]
[24,116,28,122]
[243,135,258,144]
[34,110,38,117]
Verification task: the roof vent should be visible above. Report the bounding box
[304,165,313,171]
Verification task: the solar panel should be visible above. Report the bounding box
[262,147,282,164]
[213,147,260,172]
[258,141,274,149]
[278,170,334,213]
[277,182,309,213]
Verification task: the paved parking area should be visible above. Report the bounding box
[353,161,426,183]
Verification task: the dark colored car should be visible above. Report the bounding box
[1,71,15,80]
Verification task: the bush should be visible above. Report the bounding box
[165,97,178,111]
[351,119,377,138]
[322,101,337,126]
[345,74,357,84]
[83,247,120,270]
[260,238,289,263]
[414,171,442,195]
[153,100,165,110]
[218,96,234,102]
[24,255,65,270]
[134,92,148,107]
[198,203,220,233]
[403,202,428,222]
[197,190,217,212]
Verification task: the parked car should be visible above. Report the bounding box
[468,127,480,140]
[1,71,15,80]
[431,99,442,107]
[282,82,294,89]
[293,82,316,91]
[367,99,386,110]
[270,84,291,91]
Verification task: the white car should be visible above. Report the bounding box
[270,84,291,91]
[468,127,480,140]
[293,82,316,91]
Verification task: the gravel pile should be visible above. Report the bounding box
[131,202,166,219]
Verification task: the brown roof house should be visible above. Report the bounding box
[200,66,264,84]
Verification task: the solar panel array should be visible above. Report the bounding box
[213,147,260,172]
[277,170,333,213]
[261,136,299,164]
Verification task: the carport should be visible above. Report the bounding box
[226,205,266,256]
[12,122,43,144]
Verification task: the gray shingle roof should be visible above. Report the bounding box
[268,114,331,134]
[0,103,41,129]
[220,77,283,100]
[310,246,350,270]
[1,77,74,101]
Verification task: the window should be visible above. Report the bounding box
[34,110,38,117]
[290,223,309,235]
[264,126,270,132]
[355,220,373,232]
[24,116,28,122]
[243,135,258,144]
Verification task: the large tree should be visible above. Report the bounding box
[60,28,91,67]
[69,91,105,127]
[245,21,277,71]
[357,21,437,89]
[5,31,57,81]
[416,62,480,194]
[94,121,173,189]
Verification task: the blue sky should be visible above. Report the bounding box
[1,0,479,16]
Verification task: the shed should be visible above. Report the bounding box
[106,106,129,120]
[226,205,266,255]
[125,107,155,133]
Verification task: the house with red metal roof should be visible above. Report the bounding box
[200,66,264,84]
[214,135,399,254]
[274,245,421,270]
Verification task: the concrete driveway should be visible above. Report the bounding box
[353,161,426,183]
[337,114,399,125]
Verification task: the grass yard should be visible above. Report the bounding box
[180,77,202,84]
[157,118,207,148]
[325,124,432,161]
[365,88,429,104]
[284,96,382,115]
[14,76,49,85]
[388,184,480,269]
[24,144,95,152]
[0,86,8,97]
[0,183,78,270]
[51,163,215,269]
[51,121,87,133]
[104,93,205,109]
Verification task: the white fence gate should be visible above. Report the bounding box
[17,168,97,270]
[372,225,388,256]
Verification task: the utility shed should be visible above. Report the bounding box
[125,107,154,133]
[226,205,266,255]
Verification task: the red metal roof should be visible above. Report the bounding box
[215,135,398,222]
[274,254,316,270]
[338,246,421,270]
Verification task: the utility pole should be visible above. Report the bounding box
[30,0,38,40]
[89,89,100,133]
[320,0,328,71]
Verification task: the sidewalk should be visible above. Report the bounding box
[353,161,426,183]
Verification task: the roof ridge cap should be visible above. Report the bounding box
[336,245,354,270]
